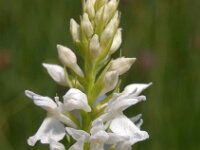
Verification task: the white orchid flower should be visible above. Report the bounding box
[110,114,149,149]
[25,90,77,146]
[63,88,91,112]
[24,0,152,149]
[94,93,146,124]
[66,119,125,150]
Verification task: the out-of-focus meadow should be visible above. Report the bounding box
[0,0,200,149]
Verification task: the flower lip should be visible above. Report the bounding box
[27,117,66,146]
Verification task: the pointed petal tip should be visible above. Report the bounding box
[42,63,48,68]
[57,44,67,53]
[148,82,153,86]
[27,136,37,146]
[25,90,34,99]
[56,44,62,49]
[84,105,92,112]
[143,131,150,139]
[139,95,146,101]
[128,58,136,64]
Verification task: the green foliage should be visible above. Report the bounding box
[0,0,200,149]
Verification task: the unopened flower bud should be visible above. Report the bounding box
[103,0,119,23]
[63,88,91,112]
[109,57,136,75]
[57,44,77,66]
[42,63,67,86]
[85,0,95,19]
[107,0,118,12]
[101,11,120,45]
[57,45,84,77]
[70,19,80,43]
[95,6,104,25]
[100,71,119,95]
[82,13,94,38]
[110,28,122,54]
[90,34,100,59]
[95,0,108,10]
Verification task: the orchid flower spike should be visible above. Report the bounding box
[24,0,152,149]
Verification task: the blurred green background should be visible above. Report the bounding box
[0,0,200,149]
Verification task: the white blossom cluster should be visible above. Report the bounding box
[25,0,152,150]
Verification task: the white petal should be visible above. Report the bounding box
[129,114,142,123]
[63,88,91,112]
[49,139,66,150]
[66,127,89,141]
[57,113,77,128]
[129,114,144,128]
[25,90,57,111]
[110,114,149,145]
[136,119,143,129]
[90,130,109,143]
[107,133,128,144]
[115,142,132,150]
[112,96,146,112]
[66,128,88,150]
[123,83,152,96]
[90,131,108,150]
[42,63,67,86]
[68,139,85,150]
[27,117,65,146]
[90,119,105,135]
[92,112,114,124]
